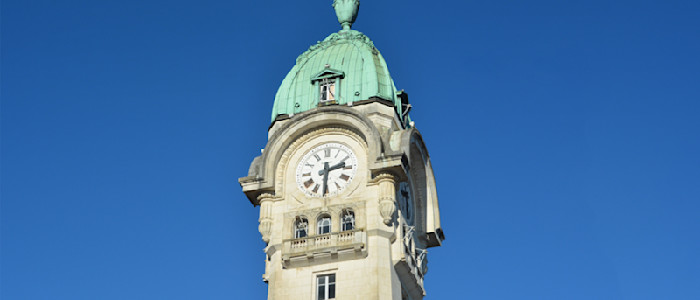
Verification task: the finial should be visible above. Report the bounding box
[333,0,360,31]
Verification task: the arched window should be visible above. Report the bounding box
[341,209,355,231]
[317,215,331,235]
[295,217,308,239]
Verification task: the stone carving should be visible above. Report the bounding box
[379,199,396,225]
[333,0,360,30]
[375,173,396,225]
[258,193,275,243]
[259,220,272,243]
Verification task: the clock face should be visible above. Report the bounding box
[296,143,358,197]
[399,182,413,224]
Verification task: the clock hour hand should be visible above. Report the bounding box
[318,159,346,196]
[321,162,329,195]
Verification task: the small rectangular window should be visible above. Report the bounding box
[320,79,336,103]
[317,274,336,300]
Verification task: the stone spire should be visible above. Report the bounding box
[333,0,360,30]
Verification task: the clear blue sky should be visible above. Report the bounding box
[2,0,699,299]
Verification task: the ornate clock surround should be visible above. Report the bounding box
[275,127,368,202]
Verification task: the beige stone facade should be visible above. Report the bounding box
[240,101,444,300]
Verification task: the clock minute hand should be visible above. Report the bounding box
[318,161,345,175]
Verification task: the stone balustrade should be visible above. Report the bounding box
[282,229,366,261]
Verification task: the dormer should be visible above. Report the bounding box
[311,65,345,106]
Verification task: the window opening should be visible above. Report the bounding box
[319,79,336,103]
[341,210,355,231]
[295,217,308,239]
[317,215,331,235]
[317,274,336,300]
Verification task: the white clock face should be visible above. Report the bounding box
[296,143,358,197]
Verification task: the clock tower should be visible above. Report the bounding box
[239,2,445,299]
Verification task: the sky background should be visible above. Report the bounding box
[2,0,699,299]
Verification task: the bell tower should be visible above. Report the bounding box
[239,2,445,299]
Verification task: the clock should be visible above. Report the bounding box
[296,143,358,197]
[398,182,413,224]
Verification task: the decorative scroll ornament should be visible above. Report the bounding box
[402,224,427,289]
[416,248,428,276]
[403,225,415,255]
[333,0,360,30]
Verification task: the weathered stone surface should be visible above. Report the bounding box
[239,3,443,299]
[240,99,443,299]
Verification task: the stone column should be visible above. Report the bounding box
[258,193,274,243]
[376,173,397,225]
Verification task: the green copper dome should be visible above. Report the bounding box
[271,29,402,122]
